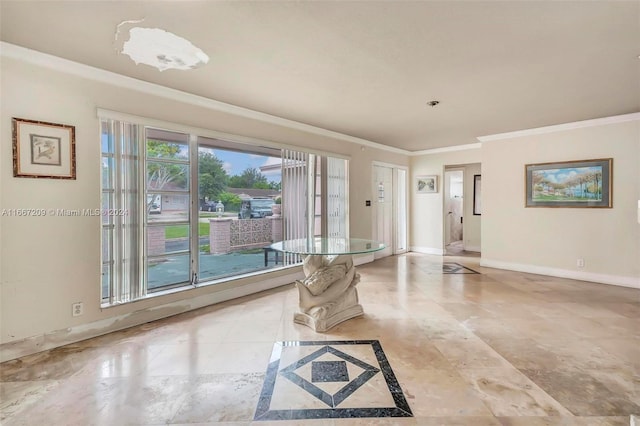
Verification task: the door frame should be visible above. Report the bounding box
[372,161,409,256]
[442,167,465,253]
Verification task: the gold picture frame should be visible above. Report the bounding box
[12,117,76,179]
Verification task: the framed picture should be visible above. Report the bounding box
[473,174,481,215]
[416,175,438,193]
[525,158,612,208]
[12,117,76,179]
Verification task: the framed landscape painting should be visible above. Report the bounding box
[525,158,612,208]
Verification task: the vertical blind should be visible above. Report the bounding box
[101,118,143,304]
[326,157,349,239]
[281,150,349,265]
[281,149,308,265]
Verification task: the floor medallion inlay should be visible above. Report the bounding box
[254,340,413,420]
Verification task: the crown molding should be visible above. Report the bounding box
[477,112,640,142]
[410,143,481,156]
[1,41,410,156]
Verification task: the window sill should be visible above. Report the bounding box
[101,263,301,309]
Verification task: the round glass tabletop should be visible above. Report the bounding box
[270,237,385,256]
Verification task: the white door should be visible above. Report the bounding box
[373,164,394,258]
[395,168,408,254]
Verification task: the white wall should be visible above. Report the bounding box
[0,55,408,359]
[481,117,640,287]
[410,149,482,254]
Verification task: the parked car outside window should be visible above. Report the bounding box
[238,198,274,219]
[149,203,161,214]
[200,199,216,212]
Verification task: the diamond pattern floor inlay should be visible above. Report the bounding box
[254,340,413,420]
[442,262,479,274]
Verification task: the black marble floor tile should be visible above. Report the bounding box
[312,360,349,382]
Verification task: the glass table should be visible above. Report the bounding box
[270,237,385,332]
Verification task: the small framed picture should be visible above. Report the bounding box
[416,175,438,193]
[12,117,76,179]
[473,174,482,215]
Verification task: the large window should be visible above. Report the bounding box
[197,136,284,281]
[100,116,349,305]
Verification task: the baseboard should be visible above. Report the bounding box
[463,245,481,252]
[480,259,640,289]
[410,246,445,255]
[0,269,304,363]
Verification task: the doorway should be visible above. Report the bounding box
[444,169,464,255]
[443,163,482,257]
[372,163,408,259]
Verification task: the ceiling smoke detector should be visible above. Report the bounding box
[427,100,440,107]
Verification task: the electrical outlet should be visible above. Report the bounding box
[72,302,83,317]
[577,258,585,268]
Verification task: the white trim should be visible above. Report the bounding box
[2,41,408,156]
[477,112,640,142]
[395,167,409,255]
[0,269,303,362]
[463,245,481,253]
[480,259,640,289]
[411,143,481,156]
[410,246,445,255]
[371,160,408,170]
[97,108,351,161]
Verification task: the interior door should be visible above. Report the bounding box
[373,164,393,258]
[395,168,407,254]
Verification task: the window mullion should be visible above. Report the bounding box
[137,124,146,299]
[306,153,316,240]
[189,134,199,285]
[320,157,327,237]
[112,121,122,305]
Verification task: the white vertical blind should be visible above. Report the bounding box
[326,157,349,238]
[282,149,308,265]
[306,153,317,240]
[281,151,350,265]
[102,118,143,304]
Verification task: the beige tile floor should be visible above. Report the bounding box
[1,253,639,425]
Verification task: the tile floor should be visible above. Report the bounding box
[1,253,639,425]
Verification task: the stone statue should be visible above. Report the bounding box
[294,254,363,332]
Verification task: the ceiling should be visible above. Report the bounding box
[1,1,639,152]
